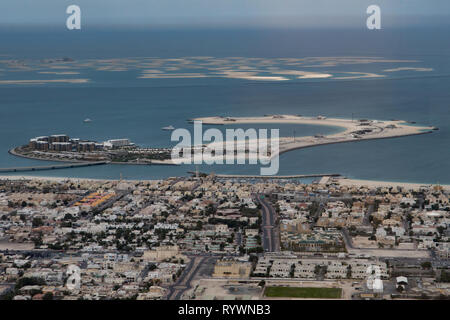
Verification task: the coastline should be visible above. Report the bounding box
[8,146,178,168]
[194,115,436,160]
[0,174,448,191]
[0,175,120,183]
[335,177,449,191]
[2,115,439,184]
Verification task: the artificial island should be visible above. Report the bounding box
[5,115,437,174]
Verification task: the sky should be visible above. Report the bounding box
[0,0,449,28]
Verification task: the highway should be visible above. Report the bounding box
[257,195,280,252]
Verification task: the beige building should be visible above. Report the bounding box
[213,260,252,278]
[143,245,181,262]
[137,286,167,300]
[215,224,229,234]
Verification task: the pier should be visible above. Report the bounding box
[0,161,108,173]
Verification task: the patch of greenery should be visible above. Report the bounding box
[264,286,341,299]
[439,270,450,283]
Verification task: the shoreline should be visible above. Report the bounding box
[7,114,436,169]
[335,177,449,191]
[0,175,121,183]
[194,115,436,159]
[2,115,441,187]
[0,174,448,190]
[7,147,178,168]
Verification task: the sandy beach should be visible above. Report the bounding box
[194,114,436,160]
[0,115,441,188]
[335,177,450,191]
[194,115,434,135]
[0,175,448,191]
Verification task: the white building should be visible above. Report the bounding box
[103,139,131,148]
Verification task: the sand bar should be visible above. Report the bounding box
[193,115,436,158]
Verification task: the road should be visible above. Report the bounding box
[257,195,280,252]
[363,204,374,226]
[235,230,243,247]
[341,228,354,249]
[166,255,217,300]
[92,190,130,214]
[311,202,325,226]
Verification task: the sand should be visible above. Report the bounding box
[0,175,447,192]
[221,71,289,81]
[336,177,449,191]
[194,115,436,159]
[383,67,433,72]
[0,116,440,187]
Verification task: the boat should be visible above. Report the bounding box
[162,125,175,131]
[83,118,92,123]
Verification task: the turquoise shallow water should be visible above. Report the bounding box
[0,28,449,183]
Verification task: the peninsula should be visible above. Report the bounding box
[193,114,437,158]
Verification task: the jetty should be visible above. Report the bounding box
[0,161,107,173]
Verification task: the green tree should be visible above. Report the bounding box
[43,292,53,300]
[32,217,44,227]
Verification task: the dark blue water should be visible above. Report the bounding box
[0,27,449,183]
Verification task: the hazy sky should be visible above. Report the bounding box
[1,0,449,27]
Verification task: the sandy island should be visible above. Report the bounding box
[0,115,441,189]
[193,114,436,159]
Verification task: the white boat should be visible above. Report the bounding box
[83,118,92,123]
[162,125,175,131]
